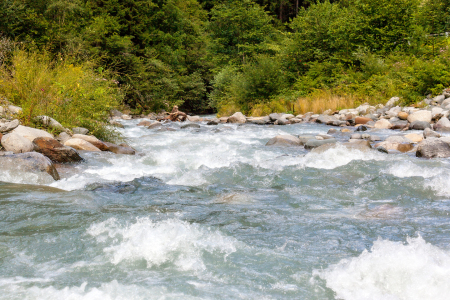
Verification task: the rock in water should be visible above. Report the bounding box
[103,142,136,155]
[227,112,246,124]
[1,133,34,153]
[0,152,60,180]
[181,123,201,129]
[304,138,337,150]
[64,138,101,151]
[416,138,450,158]
[33,137,83,163]
[266,135,301,147]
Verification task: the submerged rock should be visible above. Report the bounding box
[0,152,60,180]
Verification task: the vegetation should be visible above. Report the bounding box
[0,0,450,128]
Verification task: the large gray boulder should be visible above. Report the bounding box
[266,135,301,147]
[410,121,431,130]
[0,152,60,180]
[227,112,246,124]
[407,110,432,123]
[416,138,450,158]
[11,125,53,142]
[304,138,337,150]
[1,133,34,153]
[0,119,20,133]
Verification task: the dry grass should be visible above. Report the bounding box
[294,91,365,114]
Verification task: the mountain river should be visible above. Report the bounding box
[1,118,450,299]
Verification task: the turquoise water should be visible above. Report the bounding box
[1,120,450,299]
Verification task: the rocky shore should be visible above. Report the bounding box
[0,102,135,181]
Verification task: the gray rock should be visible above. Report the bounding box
[110,109,123,117]
[432,107,444,119]
[370,135,382,142]
[410,121,431,130]
[266,135,301,147]
[385,135,412,144]
[423,128,441,139]
[181,123,201,129]
[407,110,432,123]
[282,114,295,119]
[433,95,446,104]
[312,140,371,153]
[187,115,200,122]
[72,127,89,135]
[206,120,219,126]
[416,138,450,158]
[56,132,72,144]
[304,138,337,150]
[7,105,22,115]
[434,117,450,131]
[385,97,400,108]
[351,133,362,139]
[391,120,409,130]
[0,152,59,180]
[247,116,271,125]
[0,119,20,133]
[34,116,65,132]
[316,115,338,125]
[1,133,34,153]
[269,113,282,122]
[12,125,53,142]
[147,122,163,129]
[298,135,316,145]
[274,118,289,125]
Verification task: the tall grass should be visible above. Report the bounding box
[0,50,124,141]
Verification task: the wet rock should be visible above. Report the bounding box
[370,135,382,142]
[157,127,177,132]
[266,135,301,147]
[416,138,450,158]
[147,122,162,129]
[355,125,369,131]
[227,112,246,124]
[207,120,219,126]
[374,119,392,129]
[110,120,124,128]
[33,137,83,163]
[312,140,371,153]
[351,133,362,139]
[391,120,409,130]
[269,113,282,122]
[376,146,389,153]
[64,138,101,151]
[410,121,431,130]
[304,138,337,150]
[86,181,137,194]
[187,115,200,122]
[374,141,413,153]
[103,142,136,155]
[317,115,338,125]
[434,117,450,131]
[298,135,316,145]
[72,127,89,135]
[11,125,53,142]
[0,152,59,180]
[181,123,201,129]
[72,134,108,151]
[423,128,441,139]
[355,117,372,125]
[219,117,228,123]
[0,119,20,133]
[137,120,152,126]
[341,128,352,133]
[1,133,34,153]
[407,110,432,123]
[327,128,338,134]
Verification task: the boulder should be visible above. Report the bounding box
[11,125,53,142]
[269,113,282,122]
[34,116,65,132]
[137,120,152,126]
[407,110,432,123]
[355,117,372,125]
[148,122,162,129]
[0,152,59,180]
[265,135,301,147]
[434,117,450,131]
[317,115,338,125]
[181,123,201,129]
[416,138,450,158]
[64,138,101,151]
[385,135,413,144]
[298,135,316,145]
[33,137,83,163]
[433,94,446,104]
[374,119,392,129]
[304,138,337,150]
[397,111,408,120]
[227,112,246,124]
[247,116,270,125]
[1,133,34,153]
[404,133,423,143]
[0,119,20,133]
[72,127,89,135]
[274,118,289,125]
[431,107,444,120]
[410,121,431,130]
[391,120,409,130]
[312,140,371,153]
[72,134,108,151]
[103,142,136,155]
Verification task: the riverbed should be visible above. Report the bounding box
[1,119,450,299]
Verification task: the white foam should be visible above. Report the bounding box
[315,236,450,300]
[87,218,237,271]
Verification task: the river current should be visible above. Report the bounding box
[1,118,450,300]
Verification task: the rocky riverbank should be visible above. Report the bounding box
[0,101,135,181]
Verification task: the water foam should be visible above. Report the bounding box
[87,218,237,271]
[315,236,450,300]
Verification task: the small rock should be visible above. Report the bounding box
[72,134,108,151]
[374,119,392,129]
[397,111,408,120]
[410,121,431,130]
[341,128,352,133]
[110,109,123,117]
[103,142,135,155]
[355,117,372,125]
[187,115,200,122]
[423,128,441,139]
[385,135,412,144]
[7,105,22,115]
[137,120,152,126]
[351,133,362,139]
[266,135,301,147]
[355,125,369,132]
[121,114,132,120]
[327,128,338,134]
[219,117,228,123]
[207,120,219,126]
[370,135,382,142]
[72,127,89,135]
[298,135,316,145]
[404,133,423,143]
[57,132,71,144]
[34,116,65,132]
[407,110,432,123]
[385,97,400,108]
[227,112,246,124]
[247,116,271,125]
[64,138,101,151]
[181,123,201,129]
[147,122,162,129]
[434,117,450,131]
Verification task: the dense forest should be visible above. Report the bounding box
[0,0,450,123]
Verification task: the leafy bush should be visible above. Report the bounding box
[0,50,123,141]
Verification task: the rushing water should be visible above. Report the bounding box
[1,119,450,300]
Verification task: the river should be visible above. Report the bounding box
[1,118,450,299]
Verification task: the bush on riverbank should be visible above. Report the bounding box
[0,50,123,141]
